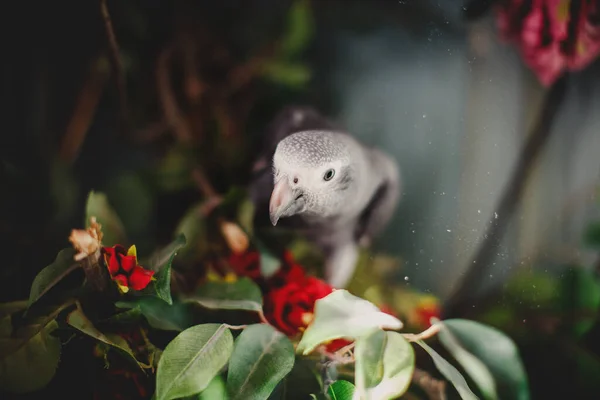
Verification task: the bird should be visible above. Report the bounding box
[249,106,401,288]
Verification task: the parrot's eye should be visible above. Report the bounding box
[323,169,335,181]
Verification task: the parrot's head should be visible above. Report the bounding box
[269,130,354,225]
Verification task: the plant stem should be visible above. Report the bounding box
[443,75,568,318]
[99,0,129,134]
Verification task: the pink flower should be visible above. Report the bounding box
[496,0,600,86]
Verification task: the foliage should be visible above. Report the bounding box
[10,0,600,398]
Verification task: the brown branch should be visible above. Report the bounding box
[412,368,447,400]
[59,57,109,163]
[443,76,569,318]
[156,46,194,143]
[99,0,129,132]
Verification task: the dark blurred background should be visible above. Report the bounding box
[2,0,600,398]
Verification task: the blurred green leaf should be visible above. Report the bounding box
[27,248,79,308]
[174,203,208,261]
[155,145,194,192]
[415,340,478,400]
[262,61,311,88]
[237,198,255,237]
[66,307,145,369]
[186,277,263,313]
[254,240,281,278]
[0,316,61,394]
[436,319,530,400]
[116,298,194,332]
[85,191,127,246]
[559,266,600,338]
[104,171,154,249]
[296,290,403,355]
[280,0,314,58]
[155,323,234,400]
[327,380,355,400]
[268,358,322,400]
[354,330,414,400]
[227,324,295,400]
[435,320,498,400]
[583,222,600,250]
[504,269,559,309]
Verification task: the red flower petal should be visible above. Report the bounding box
[113,274,129,287]
[119,254,137,273]
[325,338,353,353]
[128,265,154,291]
[228,251,262,280]
[107,250,121,276]
[263,276,334,337]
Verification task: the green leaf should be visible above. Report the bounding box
[255,241,281,278]
[237,199,255,237]
[66,307,145,369]
[155,145,194,192]
[415,340,479,400]
[262,61,311,88]
[583,221,600,250]
[280,0,314,58]
[156,323,234,400]
[27,248,79,308]
[437,319,530,400]
[116,297,194,332]
[328,380,355,400]
[174,203,208,261]
[296,290,403,355]
[198,375,228,400]
[139,234,187,305]
[268,358,322,400]
[226,324,295,400]
[104,171,155,250]
[142,233,187,272]
[186,278,263,313]
[559,266,600,338]
[435,320,497,399]
[0,316,61,394]
[85,190,127,246]
[354,330,414,400]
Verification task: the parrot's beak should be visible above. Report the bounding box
[269,179,303,226]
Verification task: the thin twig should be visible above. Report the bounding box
[59,56,109,163]
[156,45,194,143]
[99,0,128,132]
[443,76,569,318]
[192,166,217,197]
[402,324,441,343]
[412,368,447,400]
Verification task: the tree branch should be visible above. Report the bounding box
[99,0,129,133]
[443,75,569,318]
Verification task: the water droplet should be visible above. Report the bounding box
[446,229,451,232]
[404,276,410,281]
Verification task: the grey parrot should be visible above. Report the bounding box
[249,106,401,288]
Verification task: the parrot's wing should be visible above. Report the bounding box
[354,148,401,246]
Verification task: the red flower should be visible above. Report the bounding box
[414,303,441,328]
[496,0,600,86]
[263,276,334,337]
[102,245,154,293]
[227,251,262,281]
[265,250,306,288]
